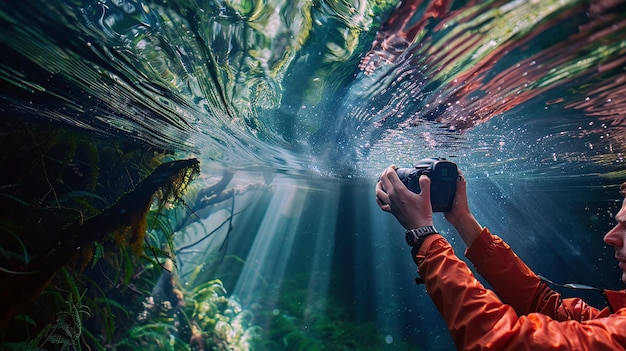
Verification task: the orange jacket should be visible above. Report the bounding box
[414,227,626,350]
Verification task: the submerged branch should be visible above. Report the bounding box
[0,158,200,330]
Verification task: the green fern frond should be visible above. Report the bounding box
[192,279,227,300]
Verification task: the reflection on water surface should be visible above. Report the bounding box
[0,0,624,177]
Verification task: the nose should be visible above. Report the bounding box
[604,224,625,248]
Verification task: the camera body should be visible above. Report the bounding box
[396,157,458,212]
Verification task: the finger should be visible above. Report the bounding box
[377,199,391,212]
[388,166,403,187]
[378,166,397,193]
[381,165,405,191]
[375,187,390,206]
[376,179,381,191]
[375,180,391,208]
[456,169,467,191]
[375,192,391,212]
[376,178,386,193]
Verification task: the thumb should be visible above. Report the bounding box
[419,175,431,198]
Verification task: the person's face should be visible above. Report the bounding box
[604,196,626,284]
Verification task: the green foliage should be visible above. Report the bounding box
[117,323,187,350]
[0,120,254,351]
[0,120,179,348]
[0,269,91,351]
[119,278,261,351]
[36,289,90,351]
[100,174,261,351]
[145,208,179,268]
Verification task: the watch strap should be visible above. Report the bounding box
[405,226,438,247]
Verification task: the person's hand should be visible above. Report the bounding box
[376,165,433,229]
[443,170,482,247]
[443,170,472,225]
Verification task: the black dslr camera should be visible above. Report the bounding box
[395,157,458,212]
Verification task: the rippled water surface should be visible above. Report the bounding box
[2,0,625,177]
[2,0,626,349]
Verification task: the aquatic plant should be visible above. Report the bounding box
[119,274,261,351]
[36,280,90,351]
[0,157,200,323]
[0,120,203,348]
[97,168,265,350]
[0,268,90,351]
[191,279,261,350]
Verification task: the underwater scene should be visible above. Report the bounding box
[1,0,626,349]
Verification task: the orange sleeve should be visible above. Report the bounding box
[465,228,602,321]
[414,232,626,350]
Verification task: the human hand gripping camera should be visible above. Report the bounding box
[375,159,626,350]
[376,158,482,249]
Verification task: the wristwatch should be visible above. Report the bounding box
[405,225,438,247]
